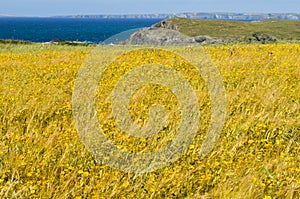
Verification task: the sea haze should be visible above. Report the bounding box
[0,17,163,43]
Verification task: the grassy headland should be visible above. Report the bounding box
[163,18,300,41]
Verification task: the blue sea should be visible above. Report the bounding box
[0,17,163,43]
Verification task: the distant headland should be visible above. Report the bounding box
[52,12,300,20]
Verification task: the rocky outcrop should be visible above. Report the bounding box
[193,35,237,44]
[252,33,277,43]
[194,35,213,43]
[151,20,179,30]
[124,27,241,45]
[123,27,275,45]
[125,27,195,45]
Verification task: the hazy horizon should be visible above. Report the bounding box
[1,0,299,17]
[1,12,300,18]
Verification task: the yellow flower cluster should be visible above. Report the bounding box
[0,43,299,198]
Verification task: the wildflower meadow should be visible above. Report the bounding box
[0,43,299,198]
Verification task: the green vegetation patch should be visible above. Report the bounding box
[166,18,300,41]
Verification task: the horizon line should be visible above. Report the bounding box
[1,11,300,18]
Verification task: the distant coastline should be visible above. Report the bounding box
[1,12,299,20]
[51,12,300,20]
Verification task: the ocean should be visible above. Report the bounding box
[0,17,163,43]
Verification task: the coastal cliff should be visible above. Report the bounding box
[123,19,292,45]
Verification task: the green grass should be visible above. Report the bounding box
[0,43,93,53]
[0,39,32,45]
[166,18,300,40]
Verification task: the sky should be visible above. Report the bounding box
[1,0,299,17]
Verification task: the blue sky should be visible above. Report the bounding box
[1,0,299,17]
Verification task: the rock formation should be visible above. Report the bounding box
[151,20,179,31]
[125,27,195,45]
[252,33,277,43]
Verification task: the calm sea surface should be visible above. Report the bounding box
[0,17,163,43]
